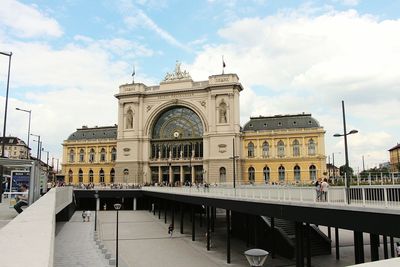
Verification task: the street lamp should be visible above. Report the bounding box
[16,108,32,158]
[244,248,269,267]
[334,101,358,202]
[114,203,122,267]
[229,138,239,188]
[1,51,12,158]
[94,192,99,232]
[31,134,41,160]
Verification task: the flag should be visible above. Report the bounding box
[222,56,226,68]
[132,65,136,77]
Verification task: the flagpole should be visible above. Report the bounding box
[222,56,225,75]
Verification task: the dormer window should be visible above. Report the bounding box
[278,122,282,126]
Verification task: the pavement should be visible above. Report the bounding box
[0,195,18,230]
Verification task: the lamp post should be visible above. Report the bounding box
[1,52,12,158]
[15,108,31,158]
[244,248,269,267]
[229,138,239,188]
[94,192,99,232]
[334,101,358,202]
[31,134,41,160]
[114,203,122,267]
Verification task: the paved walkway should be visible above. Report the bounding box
[54,212,109,267]
[0,195,18,230]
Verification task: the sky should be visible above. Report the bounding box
[1,0,399,172]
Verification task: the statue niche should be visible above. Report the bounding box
[126,108,134,129]
[219,99,227,123]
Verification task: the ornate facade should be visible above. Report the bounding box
[114,63,242,185]
[241,114,326,184]
[61,126,117,184]
[389,144,400,172]
[0,137,29,159]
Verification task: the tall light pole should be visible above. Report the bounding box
[114,203,122,267]
[334,101,358,202]
[1,51,12,158]
[16,108,32,158]
[229,138,239,188]
[31,134,41,160]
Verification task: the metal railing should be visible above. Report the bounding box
[142,185,400,210]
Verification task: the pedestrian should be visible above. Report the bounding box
[168,224,174,238]
[315,178,322,201]
[321,178,329,202]
[13,184,29,213]
[85,210,92,222]
[396,242,400,257]
[82,210,86,222]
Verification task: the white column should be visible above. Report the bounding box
[96,197,100,211]
[133,197,137,211]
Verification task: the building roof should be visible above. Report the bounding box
[388,143,400,151]
[66,125,117,141]
[242,113,321,132]
[0,137,27,146]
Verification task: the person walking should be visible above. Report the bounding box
[315,178,322,201]
[321,178,329,202]
[396,242,400,257]
[85,210,92,222]
[14,184,29,213]
[168,224,174,238]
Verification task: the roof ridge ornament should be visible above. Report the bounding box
[163,60,192,82]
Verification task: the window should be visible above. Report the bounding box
[248,142,255,158]
[294,165,301,181]
[248,167,255,183]
[89,148,95,162]
[110,168,115,184]
[278,165,285,181]
[68,170,73,183]
[308,139,316,155]
[277,140,285,157]
[219,167,226,183]
[263,166,270,183]
[262,142,269,157]
[99,169,105,183]
[111,147,116,161]
[69,149,75,163]
[79,149,85,162]
[293,140,300,157]
[100,148,106,162]
[89,169,94,183]
[78,169,83,183]
[309,165,317,180]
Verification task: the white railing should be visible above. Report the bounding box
[142,185,400,210]
[0,187,73,267]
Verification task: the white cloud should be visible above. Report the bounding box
[0,0,62,38]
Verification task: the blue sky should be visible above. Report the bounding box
[1,0,400,171]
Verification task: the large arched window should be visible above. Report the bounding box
[89,169,94,183]
[110,168,115,184]
[308,139,316,156]
[68,169,73,183]
[263,166,270,183]
[219,167,226,183]
[277,140,285,157]
[294,165,301,181]
[79,149,85,162]
[89,148,95,162]
[78,169,83,183]
[69,149,75,163]
[293,140,300,157]
[278,165,285,181]
[309,165,317,180]
[262,141,269,157]
[248,142,255,158]
[100,148,106,162]
[248,167,255,183]
[99,169,105,183]
[111,147,116,161]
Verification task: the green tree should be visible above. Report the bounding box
[339,165,354,177]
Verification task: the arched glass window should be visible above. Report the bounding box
[263,166,270,183]
[111,147,116,161]
[89,169,94,183]
[79,149,85,162]
[110,168,115,183]
[99,169,105,183]
[278,165,285,181]
[89,148,95,162]
[219,167,226,183]
[248,167,255,183]
[100,148,106,162]
[248,142,255,158]
[293,140,300,157]
[277,140,285,157]
[78,169,83,183]
[68,169,73,183]
[309,165,317,180]
[294,165,301,181]
[308,139,316,156]
[69,149,75,163]
[262,141,269,157]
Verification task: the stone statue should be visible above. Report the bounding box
[219,100,227,123]
[126,108,133,129]
[163,60,192,81]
